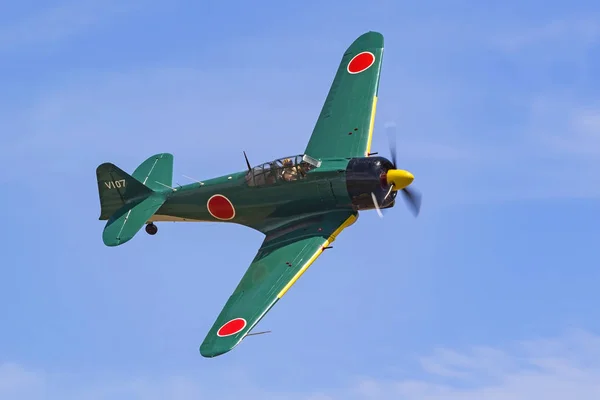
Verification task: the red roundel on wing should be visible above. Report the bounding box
[347,51,375,74]
[207,194,235,220]
[217,318,247,337]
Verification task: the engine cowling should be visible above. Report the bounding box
[344,156,395,211]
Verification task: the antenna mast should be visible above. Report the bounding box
[243,151,252,172]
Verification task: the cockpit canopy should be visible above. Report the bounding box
[245,154,320,187]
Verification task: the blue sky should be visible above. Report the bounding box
[1,0,600,398]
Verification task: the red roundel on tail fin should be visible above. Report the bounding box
[217,318,247,337]
[347,51,375,74]
[207,194,235,220]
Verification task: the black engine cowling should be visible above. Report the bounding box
[345,156,395,211]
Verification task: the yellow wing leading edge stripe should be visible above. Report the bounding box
[365,95,378,156]
[276,213,358,299]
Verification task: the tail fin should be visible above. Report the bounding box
[96,153,174,247]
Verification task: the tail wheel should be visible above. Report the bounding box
[145,223,158,235]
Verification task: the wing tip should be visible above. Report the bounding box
[199,349,221,358]
[349,31,384,50]
[199,342,237,358]
[199,330,247,358]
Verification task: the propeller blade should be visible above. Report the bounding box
[371,192,384,218]
[386,123,398,167]
[401,187,422,217]
[382,184,395,203]
[385,121,422,217]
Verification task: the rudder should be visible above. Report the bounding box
[97,163,152,220]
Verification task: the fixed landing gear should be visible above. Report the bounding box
[145,223,158,235]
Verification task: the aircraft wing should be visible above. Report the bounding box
[199,211,357,358]
[304,31,384,160]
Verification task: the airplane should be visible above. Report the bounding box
[96,31,421,358]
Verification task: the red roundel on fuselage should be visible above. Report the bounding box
[347,51,375,74]
[217,318,247,337]
[207,194,235,220]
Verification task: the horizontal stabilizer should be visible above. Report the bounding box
[102,194,167,247]
[132,153,174,192]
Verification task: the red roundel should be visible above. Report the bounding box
[347,51,375,74]
[207,194,235,220]
[217,318,247,337]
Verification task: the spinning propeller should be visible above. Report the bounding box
[371,124,422,218]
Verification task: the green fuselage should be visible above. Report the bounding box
[153,156,396,232]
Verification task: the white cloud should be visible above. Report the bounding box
[0,0,136,51]
[524,96,600,158]
[3,13,599,204]
[0,363,46,399]
[491,17,600,52]
[345,330,600,400]
[2,65,319,181]
[2,330,600,400]
[561,107,600,155]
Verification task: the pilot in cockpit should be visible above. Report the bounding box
[282,158,298,182]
